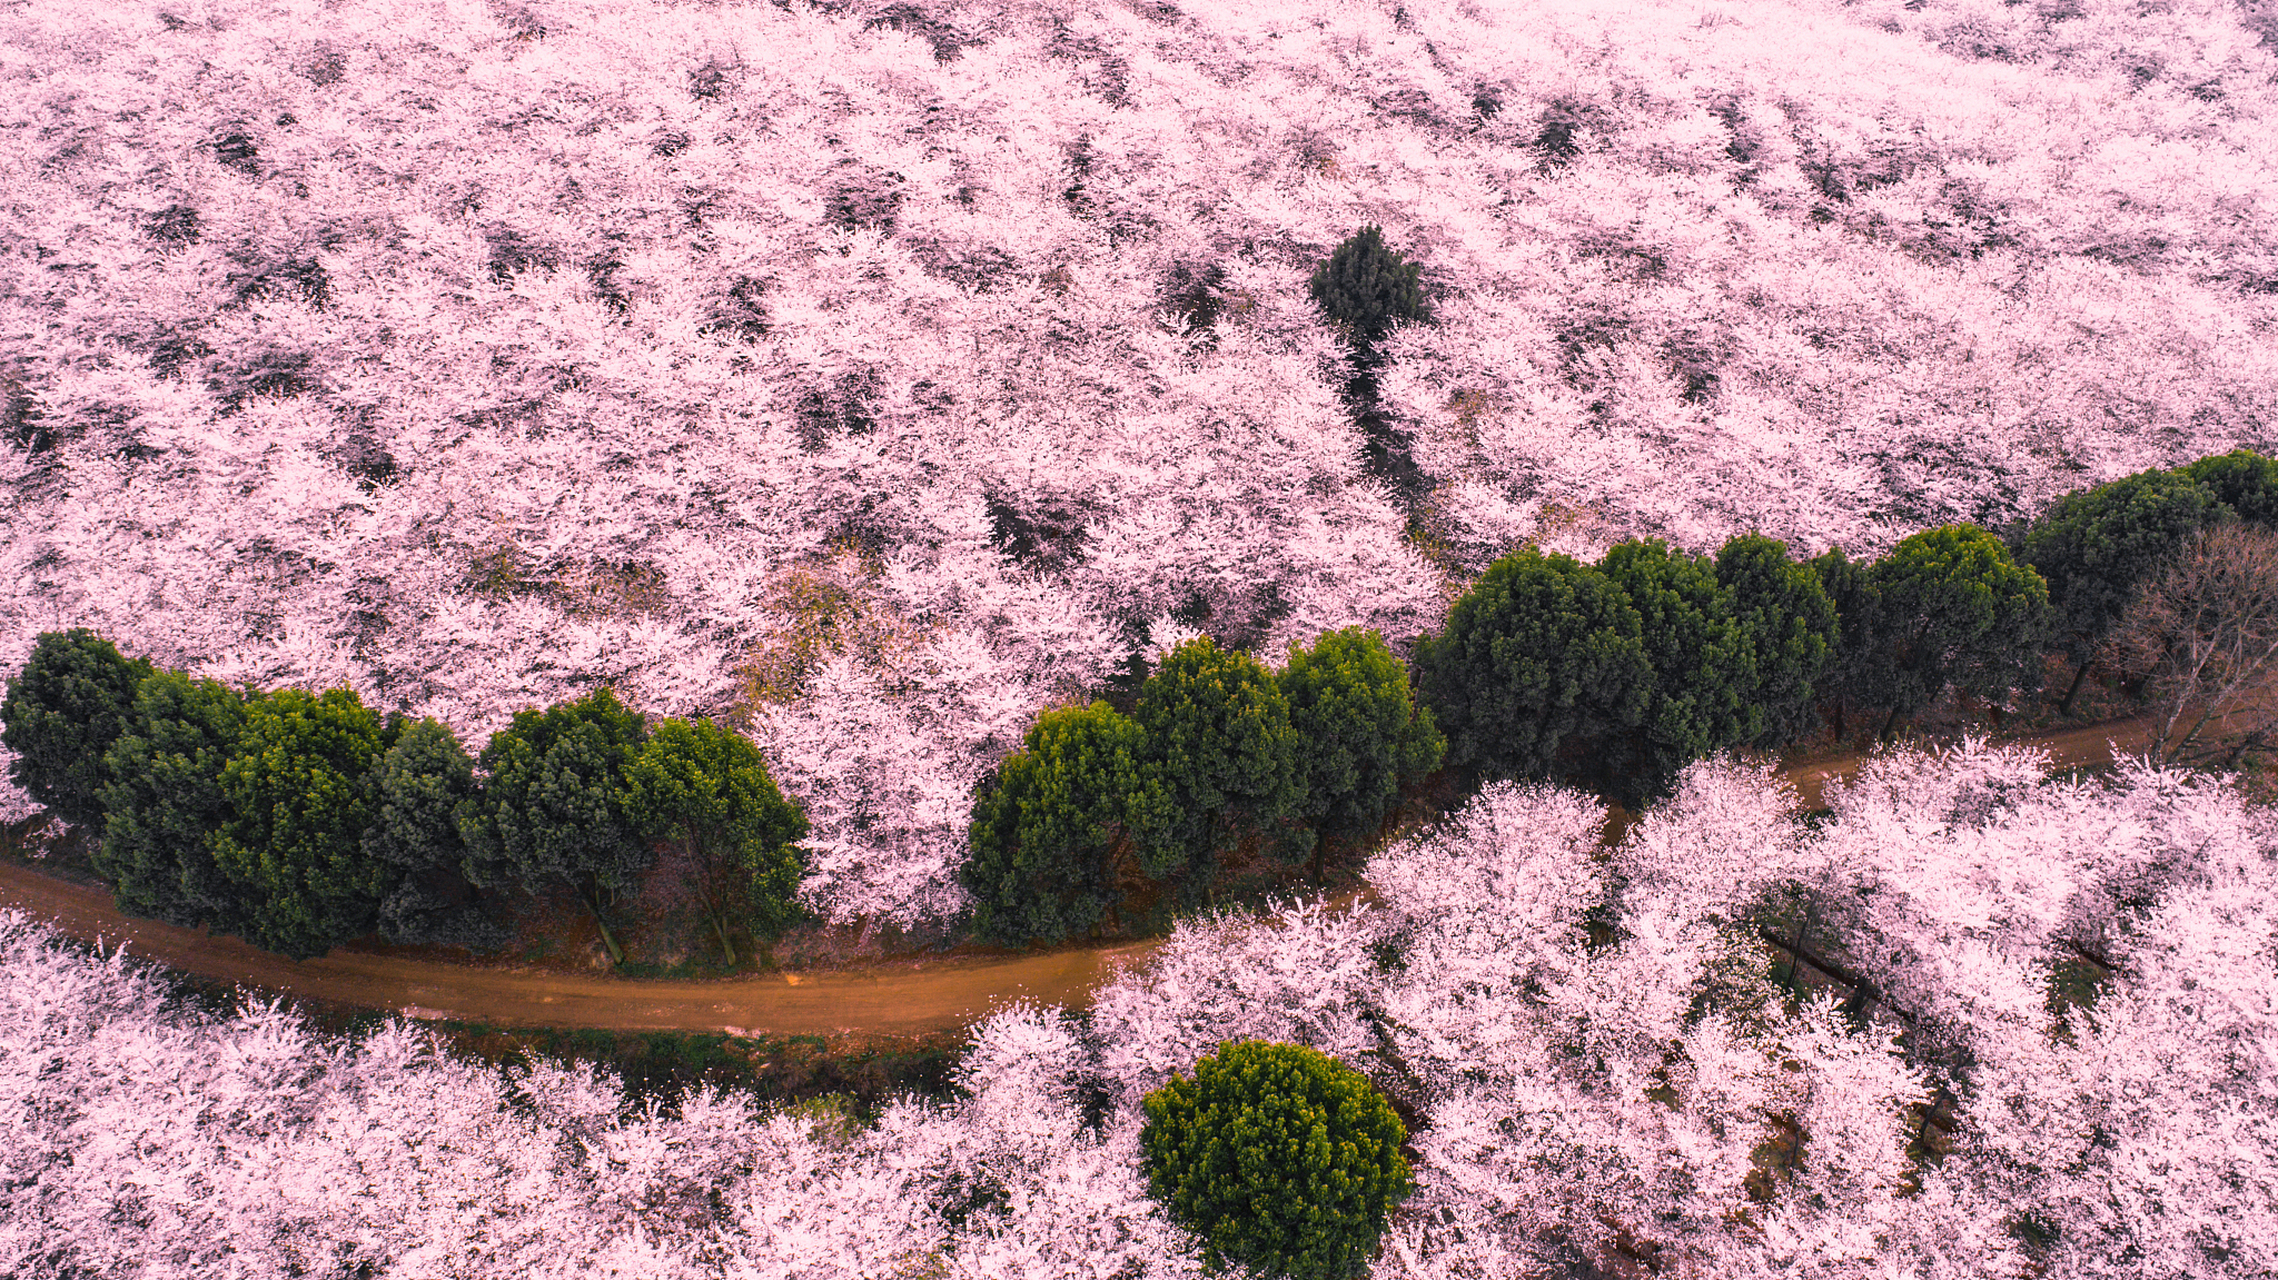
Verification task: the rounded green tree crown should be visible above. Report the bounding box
[1141,1039,1412,1280]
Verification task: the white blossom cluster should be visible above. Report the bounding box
[4,742,2271,1277]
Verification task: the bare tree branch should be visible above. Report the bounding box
[2102,525,2278,766]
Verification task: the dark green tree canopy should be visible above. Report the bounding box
[1716,534,1839,748]
[93,670,250,931]
[2180,447,2278,527]
[364,716,476,873]
[1277,627,1443,857]
[458,686,651,963]
[1867,524,2053,724]
[1308,224,1430,357]
[2,629,156,829]
[2014,467,2225,665]
[1134,638,1305,878]
[1141,1040,1413,1280]
[1807,545,1885,724]
[623,715,810,951]
[213,686,397,960]
[961,701,1172,947]
[362,716,506,951]
[1413,547,1650,780]
[1597,538,1759,796]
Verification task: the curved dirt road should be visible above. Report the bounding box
[0,868,1164,1037]
[0,715,2160,1036]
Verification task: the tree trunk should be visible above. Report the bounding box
[1878,703,1903,743]
[583,886,624,967]
[708,905,738,968]
[2058,661,2092,716]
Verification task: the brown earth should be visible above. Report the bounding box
[0,710,2199,1038]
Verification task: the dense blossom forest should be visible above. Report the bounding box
[4,0,2278,1274]
[5,745,2275,1276]
[5,0,2278,920]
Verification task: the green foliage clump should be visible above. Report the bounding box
[213,687,398,960]
[459,686,652,966]
[2180,447,2278,527]
[1308,225,1431,358]
[1716,533,1840,748]
[961,701,1172,946]
[2,629,155,829]
[93,670,250,930]
[1413,547,1650,780]
[1597,538,1760,797]
[2013,468,2225,709]
[1141,1040,1413,1279]
[1863,524,2052,735]
[1806,546,1884,737]
[1277,627,1443,870]
[1134,638,1306,890]
[362,716,506,951]
[623,715,809,964]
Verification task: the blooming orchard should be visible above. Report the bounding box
[6,0,2278,921]
[4,740,2270,1277]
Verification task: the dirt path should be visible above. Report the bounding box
[0,866,1164,1036]
[0,713,2160,1037]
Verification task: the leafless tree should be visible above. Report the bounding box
[2102,524,2278,766]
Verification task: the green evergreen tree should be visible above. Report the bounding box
[1277,627,1444,879]
[1865,525,2053,739]
[1412,548,1651,781]
[1141,1041,1413,1280]
[1597,538,1760,798]
[212,687,398,960]
[622,716,809,965]
[1134,639,1305,897]
[457,686,651,966]
[961,702,1173,946]
[1716,533,1840,748]
[1308,225,1431,359]
[2013,467,2225,712]
[1309,225,1434,502]
[361,716,508,952]
[2,629,155,829]
[93,670,251,930]
[1807,546,1885,740]
[2180,447,2278,527]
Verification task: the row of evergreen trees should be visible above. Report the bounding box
[960,628,1445,946]
[1421,450,2278,799]
[965,448,2278,946]
[1,644,806,962]
[9,452,2273,957]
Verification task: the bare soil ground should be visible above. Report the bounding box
[0,704,2255,1039]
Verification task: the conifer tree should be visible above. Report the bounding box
[1277,627,1443,879]
[362,717,508,952]
[93,670,251,930]
[1413,548,1650,782]
[1864,525,2053,738]
[1716,534,1840,748]
[2181,447,2278,527]
[622,716,809,964]
[2013,467,2225,713]
[213,687,399,960]
[458,687,651,966]
[1807,546,1884,740]
[1596,538,1759,798]
[961,701,1173,946]
[1134,639,1305,898]
[1142,1040,1413,1280]
[1309,224,1431,361]
[2,630,155,830]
